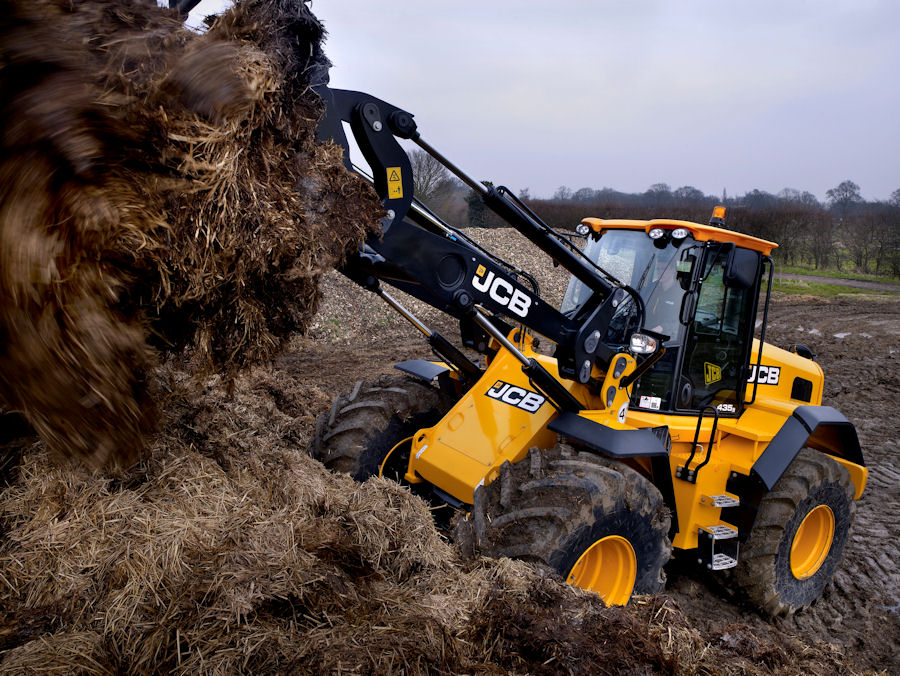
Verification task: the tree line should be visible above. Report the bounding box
[408,150,900,277]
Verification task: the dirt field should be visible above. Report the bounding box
[294,229,900,673]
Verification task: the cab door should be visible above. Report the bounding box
[678,246,760,415]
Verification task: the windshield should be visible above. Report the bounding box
[560,229,697,341]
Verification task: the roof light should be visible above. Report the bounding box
[671,227,690,240]
[575,223,591,235]
[648,227,666,240]
[710,206,726,226]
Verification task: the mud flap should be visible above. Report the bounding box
[548,412,669,458]
[394,359,451,383]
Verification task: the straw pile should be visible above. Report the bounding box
[0,0,382,467]
[0,361,850,674]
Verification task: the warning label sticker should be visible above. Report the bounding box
[639,395,661,410]
[387,167,403,199]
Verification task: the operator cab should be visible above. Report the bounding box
[561,218,773,417]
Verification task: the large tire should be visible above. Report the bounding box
[457,444,672,605]
[733,448,854,616]
[310,373,453,481]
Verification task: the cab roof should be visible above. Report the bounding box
[581,217,778,256]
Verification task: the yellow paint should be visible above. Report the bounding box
[387,167,403,198]
[393,303,863,565]
[790,505,835,579]
[379,436,413,477]
[405,333,597,503]
[567,535,636,606]
[744,339,824,405]
[829,456,868,500]
[581,217,778,256]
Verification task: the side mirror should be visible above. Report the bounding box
[677,254,696,290]
[724,247,760,289]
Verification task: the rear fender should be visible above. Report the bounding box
[751,405,865,495]
[723,405,866,540]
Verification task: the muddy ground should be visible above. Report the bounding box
[1,228,897,673]
[292,235,900,673]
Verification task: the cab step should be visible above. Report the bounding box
[698,523,739,570]
[702,493,739,508]
[710,553,738,570]
[702,523,738,539]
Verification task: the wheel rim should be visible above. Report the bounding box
[790,504,835,580]
[379,436,412,480]
[567,535,636,606]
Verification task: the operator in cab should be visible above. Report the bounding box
[644,258,682,341]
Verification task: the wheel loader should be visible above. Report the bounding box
[309,86,867,615]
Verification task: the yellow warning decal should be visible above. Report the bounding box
[704,362,722,386]
[476,264,486,277]
[387,167,403,199]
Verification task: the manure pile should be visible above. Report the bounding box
[0,365,850,674]
[0,0,382,467]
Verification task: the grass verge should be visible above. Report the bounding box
[772,278,900,298]
[777,264,900,285]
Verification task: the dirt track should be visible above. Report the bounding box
[297,267,900,673]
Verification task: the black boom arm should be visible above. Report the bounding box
[314,86,632,385]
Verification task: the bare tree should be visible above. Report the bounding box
[673,186,706,204]
[572,187,597,202]
[408,149,455,203]
[644,183,672,207]
[553,185,573,201]
[826,180,863,208]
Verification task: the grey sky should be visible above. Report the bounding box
[190,1,899,202]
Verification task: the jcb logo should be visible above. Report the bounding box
[472,265,532,318]
[704,362,722,386]
[486,380,545,413]
[747,364,780,385]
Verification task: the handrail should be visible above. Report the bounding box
[677,405,720,483]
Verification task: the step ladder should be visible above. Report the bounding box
[698,521,739,570]
[702,493,740,508]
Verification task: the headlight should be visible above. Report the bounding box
[648,227,665,240]
[671,227,690,239]
[630,333,658,354]
[575,223,590,235]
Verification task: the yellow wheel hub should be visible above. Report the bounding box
[567,535,636,606]
[379,436,413,478]
[790,504,835,580]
